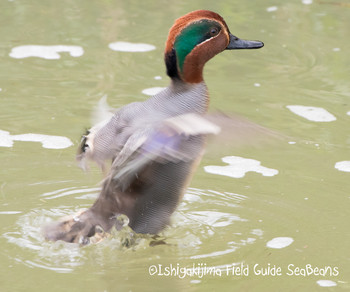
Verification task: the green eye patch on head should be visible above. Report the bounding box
[174,19,221,73]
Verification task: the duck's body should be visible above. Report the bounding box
[78,81,209,236]
[82,80,209,167]
[44,10,263,244]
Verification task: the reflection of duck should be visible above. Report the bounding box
[44,10,263,244]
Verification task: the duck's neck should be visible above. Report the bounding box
[167,78,209,114]
[165,49,205,84]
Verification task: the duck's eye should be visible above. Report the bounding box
[210,27,220,36]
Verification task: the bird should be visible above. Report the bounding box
[43,10,264,244]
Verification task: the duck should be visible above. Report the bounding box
[44,10,263,244]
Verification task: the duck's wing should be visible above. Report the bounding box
[204,111,286,150]
[91,95,116,125]
[107,113,220,192]
[76,96,148,171]
[76,96,119,170]
[76,118,118,171]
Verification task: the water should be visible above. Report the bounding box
[1,0,349,291]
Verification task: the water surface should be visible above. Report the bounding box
[1,0,349,291]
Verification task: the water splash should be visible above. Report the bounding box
[3,186,259,272]
[3,207,85,273]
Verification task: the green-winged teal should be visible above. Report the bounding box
[44,10,263,244]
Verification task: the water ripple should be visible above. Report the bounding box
[3,186,260,272]
[41,186,100,200]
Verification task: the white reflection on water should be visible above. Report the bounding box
[204,156,278,178]
[0,129,73,149]
[286,105,336,122]
[266,6,278,12]
[316,280,337,287]
[141,87,166,96]
[108,41,155,52]
[335,161,350,172]
[9,45,84,60]
[301,0,313,5]
[266,237,294,249]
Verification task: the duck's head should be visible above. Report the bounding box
[165,10,264,83]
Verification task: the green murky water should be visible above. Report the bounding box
[1,0,349,291]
